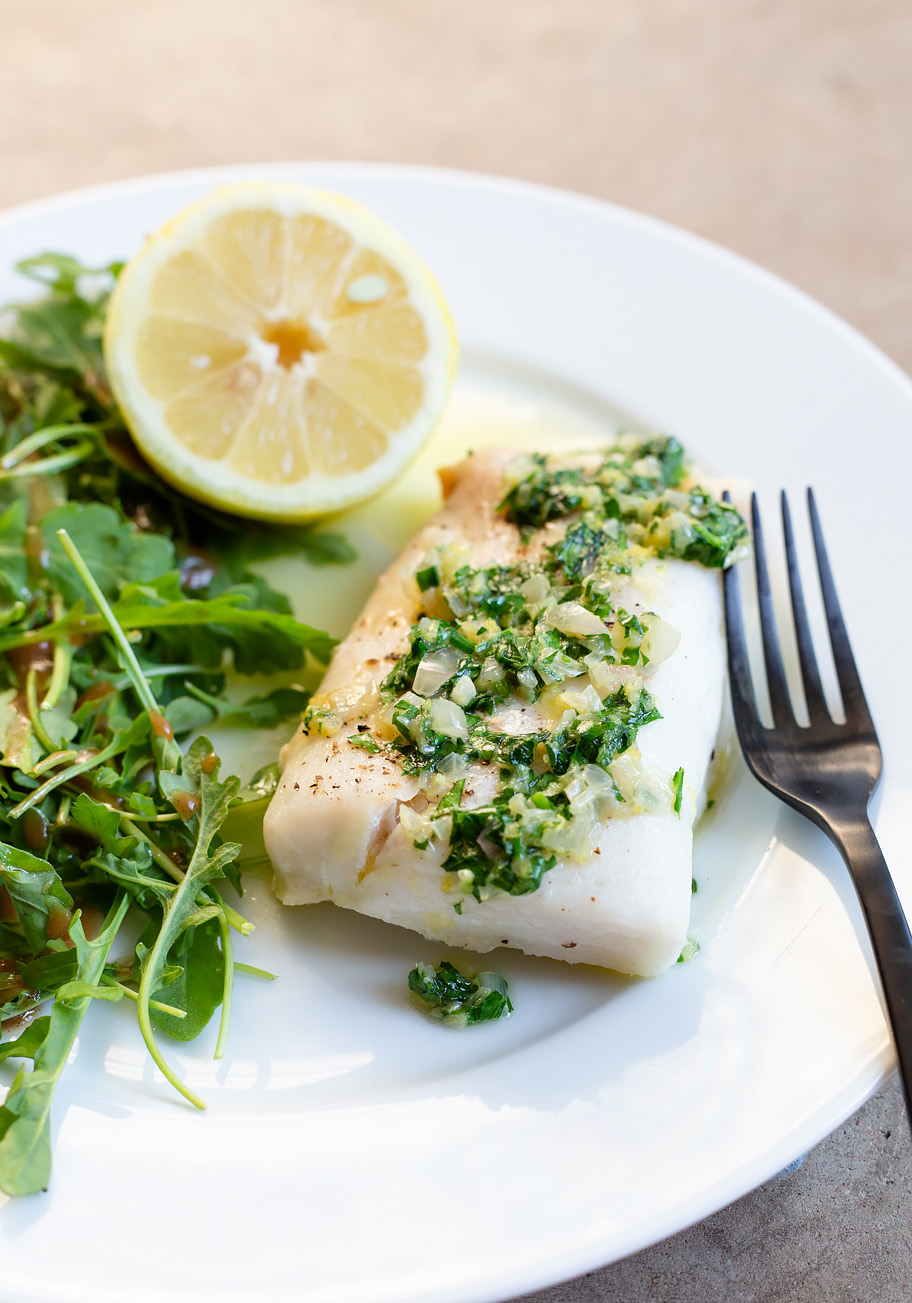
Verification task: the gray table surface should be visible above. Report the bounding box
[1,3,910,1299]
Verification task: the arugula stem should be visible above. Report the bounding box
[119,815,252,937]
[234,962,277,981]
[24,669,59,754]
[0,893,129,1196]
[55,529,159,717]
[40,596,72,709]
[100,975,187,1019]
[0,422,100,468]
[135,979,207,1111]
[0,625,76,652]
[111,807,182,823]
[56,528,181,774]
[32,748,79,776]
[220,901,255,936]
[9,736,122,819]
[0,443,96,481]
[113,664,202,692]
[213,903,234,1061]
[119,814,183,884]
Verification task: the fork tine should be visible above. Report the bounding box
[781,491,829,722]
[807,488,875,732]
[722,499,760,733]
[750,493,794,727]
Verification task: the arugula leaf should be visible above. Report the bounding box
[0,591,336,668]
[16,949,79,994]
[0,501,29,605]
[55,979,122,1005]
[206,520,356,571]
[81,846,174,913]
[0,247,349,1195]
[240,763,281,801]
[69,792,124,851]
[184,683,310,729]
[0,690,36,772]
[0,893,129,1196]
[40,503,175,605]
[0,1018,51,1064]
[0,843,73,953]
[135,739,241,1108]
[164,694,216,736]
[149,918,225,1042]
[2,254,116,382]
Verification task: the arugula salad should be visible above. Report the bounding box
[0,254,351,1196]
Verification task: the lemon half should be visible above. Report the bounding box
[103,183,458,520]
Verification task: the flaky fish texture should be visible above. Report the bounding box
[264,448,726,976]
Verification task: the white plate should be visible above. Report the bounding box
[0,163,910,1303]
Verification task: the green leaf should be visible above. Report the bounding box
[220,763,280,864]
[0,689,36,773]
[8,291,103,376]
[149,918,224,1042]
[0,1018,51,1064]
[157,768,198,815]
[347,733,380,754]
[55,979,122,1004]
[165,694,215,736]
[69,792,123,851]
[0,500,30,604]
[0,842,73,954]
[407,961,513,1027]
[0,587,336,669]
[136,739,241,1107]
[0,893,128,1195]
[184,683,310,729]
[126,791,159,819]
[238,762,280,802]
[82,846,174,913]
[15,253,120,296]
[40,503,175,605]
[211,522,356,571]
[293,530,356,567]
[16,950,78,994]
[36,696,79,750]
[0,922,31,959]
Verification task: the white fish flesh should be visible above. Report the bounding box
[264,441,738,976]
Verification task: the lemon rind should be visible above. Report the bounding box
[104,182,458,521]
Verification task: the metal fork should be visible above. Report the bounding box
[724,489,912,1120]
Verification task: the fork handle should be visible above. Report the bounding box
[829,816,912,1115]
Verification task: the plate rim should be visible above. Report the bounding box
[0,159,908,1303]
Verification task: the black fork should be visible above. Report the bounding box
[724,489,912,1122]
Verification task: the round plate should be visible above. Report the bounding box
[0,164,909,1303]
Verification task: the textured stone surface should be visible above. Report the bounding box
[1,3,910,1299]
[0,1,910,372]
[513,1074,912,1303]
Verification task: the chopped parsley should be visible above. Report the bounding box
[407,960,513,1027]
[347,733,380,753]
[499,437,748,569]
[339,435,746,906]
[677,936,701,964]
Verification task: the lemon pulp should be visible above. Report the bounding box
[104,184,458,520]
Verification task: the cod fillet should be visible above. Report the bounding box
[264,440,743,976]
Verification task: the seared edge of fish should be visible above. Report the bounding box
[264,439,746,977]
